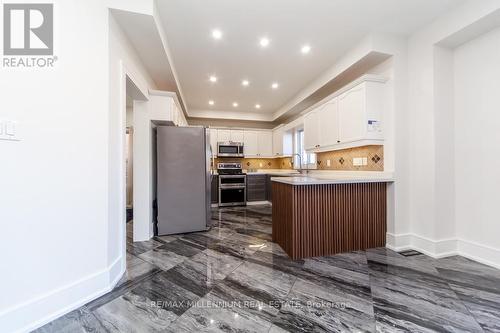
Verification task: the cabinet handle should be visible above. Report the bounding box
[337,140,340,143]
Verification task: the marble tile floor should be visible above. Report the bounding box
[35,205,500,332]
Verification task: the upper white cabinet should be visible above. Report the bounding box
[243,130,273,157]
[243,130,259,156]
[318,98,339,147]
[338,83,365,142]
[230,130,244,143]
[257,131,273,157]
[272,128,282,156]
[338,81,384,143]
[304,76,385,152]
[217,129,244,143]
[209,128,218,156]
[217,129,231,142]
[212,129,272,157]
[304,110,319,151]
[273,126,293,156]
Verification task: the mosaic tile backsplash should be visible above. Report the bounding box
[214,145,383,171]
[316,145,384,171]
[213,157,293,170]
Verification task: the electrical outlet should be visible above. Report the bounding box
[326,159,331,167]
[353,157,362,166]
[362,157,368,165]
[259,163,263,168]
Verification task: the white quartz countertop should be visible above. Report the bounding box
[271,171,394,185]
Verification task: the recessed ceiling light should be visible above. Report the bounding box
[208,100,214,105]
[259,37,270,47]
[255,104,261,109]
[301,45,311,54]
[209,75,217,83]
[232,102,238,107]
[271,82,279,89]
[211,29,222,40]
[242,80,249,86]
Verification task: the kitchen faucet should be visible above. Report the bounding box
[292,153,307,174]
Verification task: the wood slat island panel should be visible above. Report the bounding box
[272,181,386,259]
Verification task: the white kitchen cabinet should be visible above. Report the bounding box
[244,130,273,157]
[304,76,385,152]
[230,130,244,143]
[243,130,259,156]
[217,129,231,142]
[272,128,283,156]
[304,100,339,151]
[304,110,319,150]
[209,128,218,156]
[216,129,244,143]
[273,126,293,157]
[338,84,365,143]
[257,131,273,157]
[338,81,384,143]
[318,98,339,147]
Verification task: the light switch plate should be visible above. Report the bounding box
[362,157,368,165]
[0,120,20,141]
[5,121,16,136]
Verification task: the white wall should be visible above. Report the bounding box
[107,10,156,277]
[126,107,133,127]
[454,26,500,266]
[0,1,108,331]
[391,0,500,266]
[0,1,160,331]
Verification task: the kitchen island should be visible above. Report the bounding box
[271,172,394,259]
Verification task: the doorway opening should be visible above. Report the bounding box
[125,93,134,243]
[123,75,146,250]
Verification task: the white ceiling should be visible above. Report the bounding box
[156,0,463,118]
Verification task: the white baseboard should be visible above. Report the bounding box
[457,239,500,270]
[1,255,125,333]
[386,232,500,269]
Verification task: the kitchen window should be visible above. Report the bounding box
[294,129,316,169]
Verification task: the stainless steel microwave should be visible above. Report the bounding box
[217,142,244,157]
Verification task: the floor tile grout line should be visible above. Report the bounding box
[438,270,487,333]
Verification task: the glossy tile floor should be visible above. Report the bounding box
[36,205,500,332]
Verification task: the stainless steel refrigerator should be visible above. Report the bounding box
[156,126,211,235]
